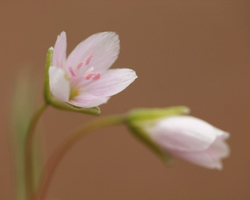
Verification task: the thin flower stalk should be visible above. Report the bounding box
[25,103,48,200]
[35,115,126,200]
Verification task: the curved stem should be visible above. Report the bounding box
[35,114,126,200]
[25,103,48,200]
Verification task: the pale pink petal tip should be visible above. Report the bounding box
[66,32,120,73]
[53,31,67,67]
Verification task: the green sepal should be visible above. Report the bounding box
[127,106,190,122]
[43,47,100,116]
[48,95,100,115]
[125,106,190,165]
[126,122,173,165]
[43,47,53,104]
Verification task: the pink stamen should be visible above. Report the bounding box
[84,72,95,80]
[84,72,101,81]
[93,73,101,80]
[68,66,76,77]
[76,53,93,70]
[85,53,93,65]
[77,61,84,69]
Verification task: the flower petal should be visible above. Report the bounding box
[174,150,223,170]
[53,31,67,68]
[148,116,225,152]
[174,137,229,170]
[80,68,137,97]
[69,93,109,108]
[208,135,230,160]
[49,66,70,102]
[66,32,120,72]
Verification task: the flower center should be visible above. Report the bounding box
[67,53,102,101]
[68,53,101,81]
[69,87,79,100]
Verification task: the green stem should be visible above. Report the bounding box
[25,103,48,200]
[35,114,126,200]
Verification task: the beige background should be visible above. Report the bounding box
[0,1,250,200]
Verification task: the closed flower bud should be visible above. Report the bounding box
[126,109,230,170]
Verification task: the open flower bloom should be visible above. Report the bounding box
[144,116,230,170]
[49,31,137,108]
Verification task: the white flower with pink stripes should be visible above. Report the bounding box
[49,31,137,108]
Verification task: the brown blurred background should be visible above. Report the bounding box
[1,1,250,200]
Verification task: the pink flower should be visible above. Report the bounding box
[49,32,137,108]
[145,116,230,169]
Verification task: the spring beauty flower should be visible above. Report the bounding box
[126,107,230,169]
[49,31,137,108]
[144,116,230,169]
